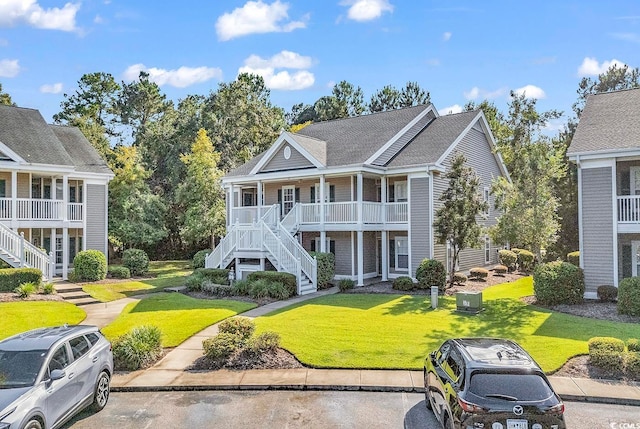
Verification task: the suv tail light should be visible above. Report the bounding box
[545,403,564,414]
[458,397,487,413]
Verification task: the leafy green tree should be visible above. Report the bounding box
[332,80,365,117]
[369,85,400,112]
[286,102,317,125]
[176,129,225,247]
[464,100,510,144]
[398,81,430,108]
[433,153,488,287]
[0,82,14,106]
[573,64,640,117]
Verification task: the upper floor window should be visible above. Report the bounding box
[390,181,407,202]
[483,187,490,216]
[0,179,5,198]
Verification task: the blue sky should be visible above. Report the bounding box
[1,0,639,132]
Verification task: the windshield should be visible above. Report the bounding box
[469,372,554,402]
[0,349,48,388]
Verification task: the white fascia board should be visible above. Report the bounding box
[364,105,435,165]
[0,140,26,163]
[249,131,324,175]
[579,158,615,169]
[568,147,640,161]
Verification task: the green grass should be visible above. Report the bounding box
[101,292,256,347]
[255,277,640,372]
[82,260,193,302]
[0,301,86,340]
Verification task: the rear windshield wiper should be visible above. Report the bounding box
[484,393,518,401]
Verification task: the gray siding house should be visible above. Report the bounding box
[0,105,113,279]
[567,88,640,297]
[207,104,509,294]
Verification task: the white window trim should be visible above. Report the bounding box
[282,185,295,215]
[394,181,408,203]
[395,235,409,272]
[630,167,640,195]
[484,236,491,264]
[632,241,640,277]
[314,182,331,203]
[483,186,490,216]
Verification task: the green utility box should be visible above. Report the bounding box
[456,291,484,314]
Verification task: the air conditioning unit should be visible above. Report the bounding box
[456,291,484,314]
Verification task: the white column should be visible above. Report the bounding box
[62,228,69,280]
[320,231,327,253]
[357,230,364,286]
[382,230,388,281]
[612,160,619,287]
[50,228,56,276]
[62,175,68,221]
[228,186,234,227]
[257,181,263,210]
[429,171,435,259]
[351,231,355,278]
[11,171,17,221]
[320,175,326,252]
[357,173,363,224]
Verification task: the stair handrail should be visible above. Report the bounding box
[277,222,317,288]
[0,222,52,279]
[261,221,298,274]
[280,203,299,233]
[205,224,237,269]
[259,204,279,228]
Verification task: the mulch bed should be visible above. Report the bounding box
[0,292,64,302]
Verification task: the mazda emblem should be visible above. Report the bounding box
[513,405,524,415]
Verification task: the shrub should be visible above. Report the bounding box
[40,282,55,295]
[247,331,281,354]
[194,268,229,285]
[231,279,251,296]
[192,249,212,269]
[14,282,38,298]
[73,250,107,281]
[108,266,131,279]
[112,325,163,371]
[533,261,585,305]
[567,251,580,266]
[202,332,242,361]
[247,271,296,296]
[493,265,508,275]
[469,268,489,281]
[453,272,467,285]
[597,285,618,303]
[185,272,205,291]
[588,337,625,354]
[0,268,43,292]
[339,278,355,292]
[590,349,624,372]
[627,339,640,353]
[625,352,640,378]
[392,276,414,291]
[618,277,640,317]
[416,259,446,291]
[498,249,517,270]
[201,281,233,296]
[516,249,536,272]
[218,317,255,342]
[310,252,335,289]
[249,279,290,300]
[122,249,149,276]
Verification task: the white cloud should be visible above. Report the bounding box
[123,64,223,88]
[438,104,462,115]
[0,59,20,77]
[0,0,80,32]
[578,57,627,76]
[513,84,546,99]
[239,50,314,90]
[40,82,63,94]
[463,86,506,100]
[341,0,393,22]
[442,31,452,41]
[216,0,307,41]
[544,118,567,134]
[94,15,104,24]
[326,80,336,88]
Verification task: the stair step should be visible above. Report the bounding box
[66,296,102,306]
[54,286,84,293]
[60,290,92,299]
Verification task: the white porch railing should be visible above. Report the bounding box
[618,196,640,223]
[0,198,84,221]
[385,202,408,223]
[68,203,83,221]
[0,222,54,279]
[296,201,408,224]
[230,205,278,226]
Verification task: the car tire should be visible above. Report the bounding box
[424,370,432,410]
[91,371,110,411]
[23,419,43,429]
[443,414,455,429]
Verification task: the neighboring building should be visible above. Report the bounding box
[207,104,510,294]
[567,87,640,298]
[0,105,113,279]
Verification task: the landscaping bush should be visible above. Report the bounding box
[516,249,536,272]
[194,268,229,285]
[122,249,149,276]
[41,282,55,295]
[249,279,290,300]
[73,250,107,281]
[493,265,508,275]
[185,272,205,291]
[498,249,517,271]
[567,251,580,266]
[339,278,355,292]
[218,317,255,342]
[625,352,640,378]
[310,252,335,289]
[469,268,489,281]
[202,332,242,361]
[247,271,296,296]
[201,281,233,296]
[0,267,43,292]
[533,261,584,305]
[453,272,467,285]
[112,325,163,371]
[588,337,625,354]
[590,349,624,372]
[597,285,618,303]
[392,276,414,291]
[247,331,281,354]
[627,338,640,353]
[416,259,446,291]
[231,279,251,295]
[192,249,212,269]
[14,282,38,298]
[618,277,640,317]
[108,266,131,279]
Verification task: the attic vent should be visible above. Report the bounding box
[0,151,13,161]
[371,110,436,167]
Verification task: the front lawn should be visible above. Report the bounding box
[0,301,86,340]
[100,293,256,347]
[82,260,193,302]
[255,277,640,372]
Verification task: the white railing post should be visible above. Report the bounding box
[297,257,302,294]
[49,251,55,280]
[19,232,25,267]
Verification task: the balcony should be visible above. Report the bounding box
[0,198,83,221]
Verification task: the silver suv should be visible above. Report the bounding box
[0,325,113,429]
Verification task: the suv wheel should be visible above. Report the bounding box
[23,419,43,429]
[92,371,110,411]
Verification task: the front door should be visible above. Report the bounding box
[282,185,295,216]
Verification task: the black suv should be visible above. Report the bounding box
[424,338,565,429]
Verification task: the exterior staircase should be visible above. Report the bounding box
[206,204,317,295]
[0,221,54,280]
[54,283,101,306]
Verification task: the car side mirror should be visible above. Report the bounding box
[50,369,66,381]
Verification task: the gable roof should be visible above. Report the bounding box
[50,125,113,175]
[567,88,640,157]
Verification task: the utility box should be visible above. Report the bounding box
[456,291,484,314]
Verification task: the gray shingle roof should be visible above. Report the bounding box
[293,133,327,166]
[50,125,112,175]
[567,88,640,156]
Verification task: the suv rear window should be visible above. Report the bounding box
[469,372,554,401]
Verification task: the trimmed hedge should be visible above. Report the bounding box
[218,317,255,342]
[73,250,107,281]
[247,332,281,354]
[625,352,640,378]
[627,339,640,353]
[0,267,42,292]
[588,337,625,353]
[493,265,508,275]
[597,285,617,303]
[122,249,149,276]
[201,282,233,296]
[247,271,296,296]
[590,349,624,372]
[469,267,489,280]
[516,249,535,272]
[453,272,467,285]
[310,252,335,289]
[618,277,640,317]
[392,276,414,291]
[112,325,163,371]
[533,261,584,305]
[192,249,212,269]
[203,332,242,361]
[567,251,580,266]
[108,266,131,279]
[416,259,446,291]
[339,278,355,292]
[498,249,517,270]
[249,279,291,300]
